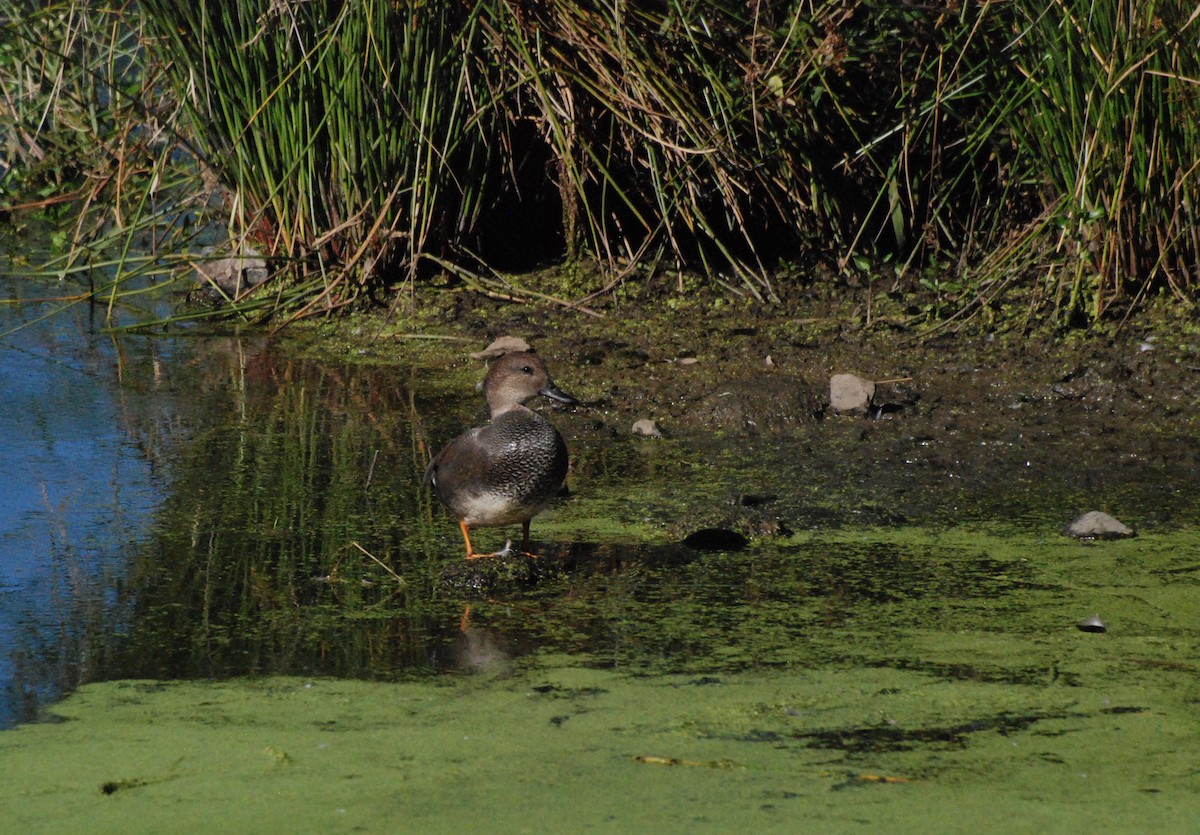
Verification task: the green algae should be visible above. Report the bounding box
[4,641,1199,833]
[8,509,1200,830]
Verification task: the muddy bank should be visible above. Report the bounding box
[307,290,1200,538]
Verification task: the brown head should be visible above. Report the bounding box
[482,352,577,416]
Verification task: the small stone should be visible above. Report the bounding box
[677,356,699,366]
[192,243,268,295]
[830,373,876,413]
[632,418,663,438]
[470,336,532,360]
[1076,614,1107,633]
[1062,511,1136,540]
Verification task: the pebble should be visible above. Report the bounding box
[1062,511,1136,540]
[632,418,663,438]
[830,373,876,413]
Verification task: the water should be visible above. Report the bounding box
[4,276,1200,731]
[0,278,176,725]
[0,264,502,725]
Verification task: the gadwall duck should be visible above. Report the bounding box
[424,351,576,559]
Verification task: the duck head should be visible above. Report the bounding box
[482,351,577,416]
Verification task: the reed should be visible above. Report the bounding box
[3,0,1199,326]
[1002,0,1200,322]
[135,0,499,317]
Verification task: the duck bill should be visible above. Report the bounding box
[540,381,578,405]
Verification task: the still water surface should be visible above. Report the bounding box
[0,276,467,725]
[5,270,1200,734]
[0,276,174,725]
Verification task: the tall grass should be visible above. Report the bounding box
[136,0,501,317]
[3,0,1199,326]
[478,1,836,301]
[1004,0,1200,322]
[0,1,203,312]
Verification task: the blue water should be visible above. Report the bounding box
[0,278,173,726]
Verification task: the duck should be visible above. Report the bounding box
[424,351,577,559]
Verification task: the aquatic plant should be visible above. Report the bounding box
[0,0,202,323]
[1,0,1198,327]
[1002,0,1200,324]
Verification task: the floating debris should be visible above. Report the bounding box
[635,755,735,769]
[829,772,916,790]
[855,773,914,784]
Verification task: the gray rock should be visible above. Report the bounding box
[830,373,876,413]
[1062,511,1136,540]
[192,244,268,296]
[632,418,663,438]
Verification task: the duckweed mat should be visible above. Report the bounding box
[3,647,1198,833]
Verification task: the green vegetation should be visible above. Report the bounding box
[5,518,1200,832]
[1,1,1198,327]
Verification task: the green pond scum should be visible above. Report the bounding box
[2,610,1199,835]
[5,523,1200,831]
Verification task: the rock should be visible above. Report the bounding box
[192,243,268,296]
[1062,511,1136,540]
[830,373,876,413]
[470,336,532,359]
[1076,614,1107,633]
[632,418,663,438]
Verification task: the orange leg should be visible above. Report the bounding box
[515,520,541,559]
[462,519,514,560]
[460,519,479,560]
[461,518,540,560]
